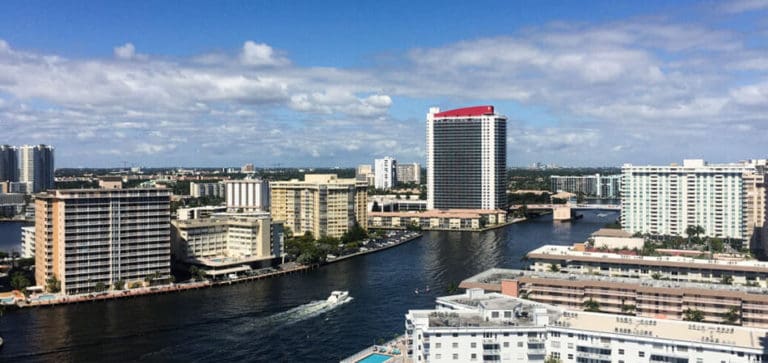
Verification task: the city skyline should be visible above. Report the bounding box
[1,1,768,168]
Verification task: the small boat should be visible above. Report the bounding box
[326,291,350,304]
[414,288,419,295]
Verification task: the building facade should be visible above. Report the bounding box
[34,189,171,295]
[20,144,55,193]
[225,179,269,212]
[21,225,35,259]
[621,159,765,241]
[190,181,225,198]
[0,145,18,183]
[396,162,421,185]
[270,174,367,238]
[427,106,506,210]
[550,174,621,198]
[374,157,397,190]
[172,212,283,264]
[406,290,768,363]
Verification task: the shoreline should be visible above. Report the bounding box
[9,231,424,309]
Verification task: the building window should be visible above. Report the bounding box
[471,353,477,360]
[639,352,645,357]
[453,353,458,360]
[436,343,441,349]
[503,342,509,348]
[452,342,458,348]
[471,342,476,348]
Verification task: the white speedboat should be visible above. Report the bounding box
[327,291,350,304]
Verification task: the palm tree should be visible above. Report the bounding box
[582,298,600,312]
[683,308,704,322]
[723,306,740,325]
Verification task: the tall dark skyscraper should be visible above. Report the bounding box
[20,144,55,192]
[0,144,19,182]
[426,106,507,210]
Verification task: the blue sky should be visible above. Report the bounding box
[0,0,767,167]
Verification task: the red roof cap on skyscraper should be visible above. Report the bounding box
[433,105,494,118]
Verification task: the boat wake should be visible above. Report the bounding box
[263,297,353,325]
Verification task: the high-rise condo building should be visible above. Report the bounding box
[396,162,421,185]
[35,189,171,295]
[190,181,225,198]
[374,157,397,190]
[621,159,766,242]
[20,144,55,193]
[426,106,506,210]
[550,174,621,198]
[270,174,367,238]
[0,145,19,183]
[225,179,270,212]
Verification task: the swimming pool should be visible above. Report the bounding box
[357,353,391,363]
[37,294,57,301]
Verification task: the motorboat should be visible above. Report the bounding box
[327,291,350,304]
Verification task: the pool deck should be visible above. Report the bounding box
[340,335,408,363]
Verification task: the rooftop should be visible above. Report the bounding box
[591,228,633,238]
[369,209,506,219]
[461,268,768,297]
[527,245,768,272]
[412,292,768,350]
[433,105,495,118]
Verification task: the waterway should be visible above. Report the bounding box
[0,210,616,362]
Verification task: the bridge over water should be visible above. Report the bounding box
[510,203,621,221]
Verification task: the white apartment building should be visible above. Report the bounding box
[225,179,270,212]
[21,225,35,259]
[34,189,171,295]
[550,174,621,198]
[396,162,421,185]
[406,290,768,363]
[427,106,507,210]
[172,212,283,265]
[190,181,225,198]
[375,157,397,190]
[621,159,766,241]
[19,144,55,193]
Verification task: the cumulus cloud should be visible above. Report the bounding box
[720,0,768,13]
[240,41,288,66]
[113,42,147,60]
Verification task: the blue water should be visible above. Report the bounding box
[357,353,391,363]
[0,221,28,254]
[0,210,616,362]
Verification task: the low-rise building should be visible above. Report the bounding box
[368,209,507,230]
[177,206,227,220]
[528,244,768,287]
[172,212,284,268]
[461,268,768,328]
[406,290,768,363]
[588,228,644,250]
[98,176,123,189]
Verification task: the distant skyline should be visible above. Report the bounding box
[1,1,768,168]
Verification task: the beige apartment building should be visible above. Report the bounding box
[461,268,768,328]
[171,212,283,265]
[270,174,367,238]
[35,189,171,295]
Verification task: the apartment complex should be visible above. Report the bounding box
[396,162,421,185]
[0,144,19,183]
[356,164,375,187]
[172,212,283,265]
[527,244,768,287]
[368,209,507,230]
[270,174,367,238]
[20,144,55,193]
[461,268,768,328]
[621,159,766,242]
[427,106,506,210]
[374,156,397,190]
[190,181,225,198]
[406,290,768,363]
[550,174,621,198]
[224,179,269,212]
[34,189,171,295]
[21,225,35,259]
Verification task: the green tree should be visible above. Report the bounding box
[582,298,601,312]
[340,222,368,243]
[94,282,108,292]
[544,355,562,363]
[548,263,560,272]
[620,304,636,315]
[683,308,704,322]
[46,275,61,293]
[723,306,740,325]
[114,280,126,290]
[10,272,30,291]
[446,282,459,294]
[721,275,734,285]
[685,225,705,246]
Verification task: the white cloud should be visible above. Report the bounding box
[720,0,768,13]
[240,41,288,66]
[113,42,147,60]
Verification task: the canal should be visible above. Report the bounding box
[0,210,615,362]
